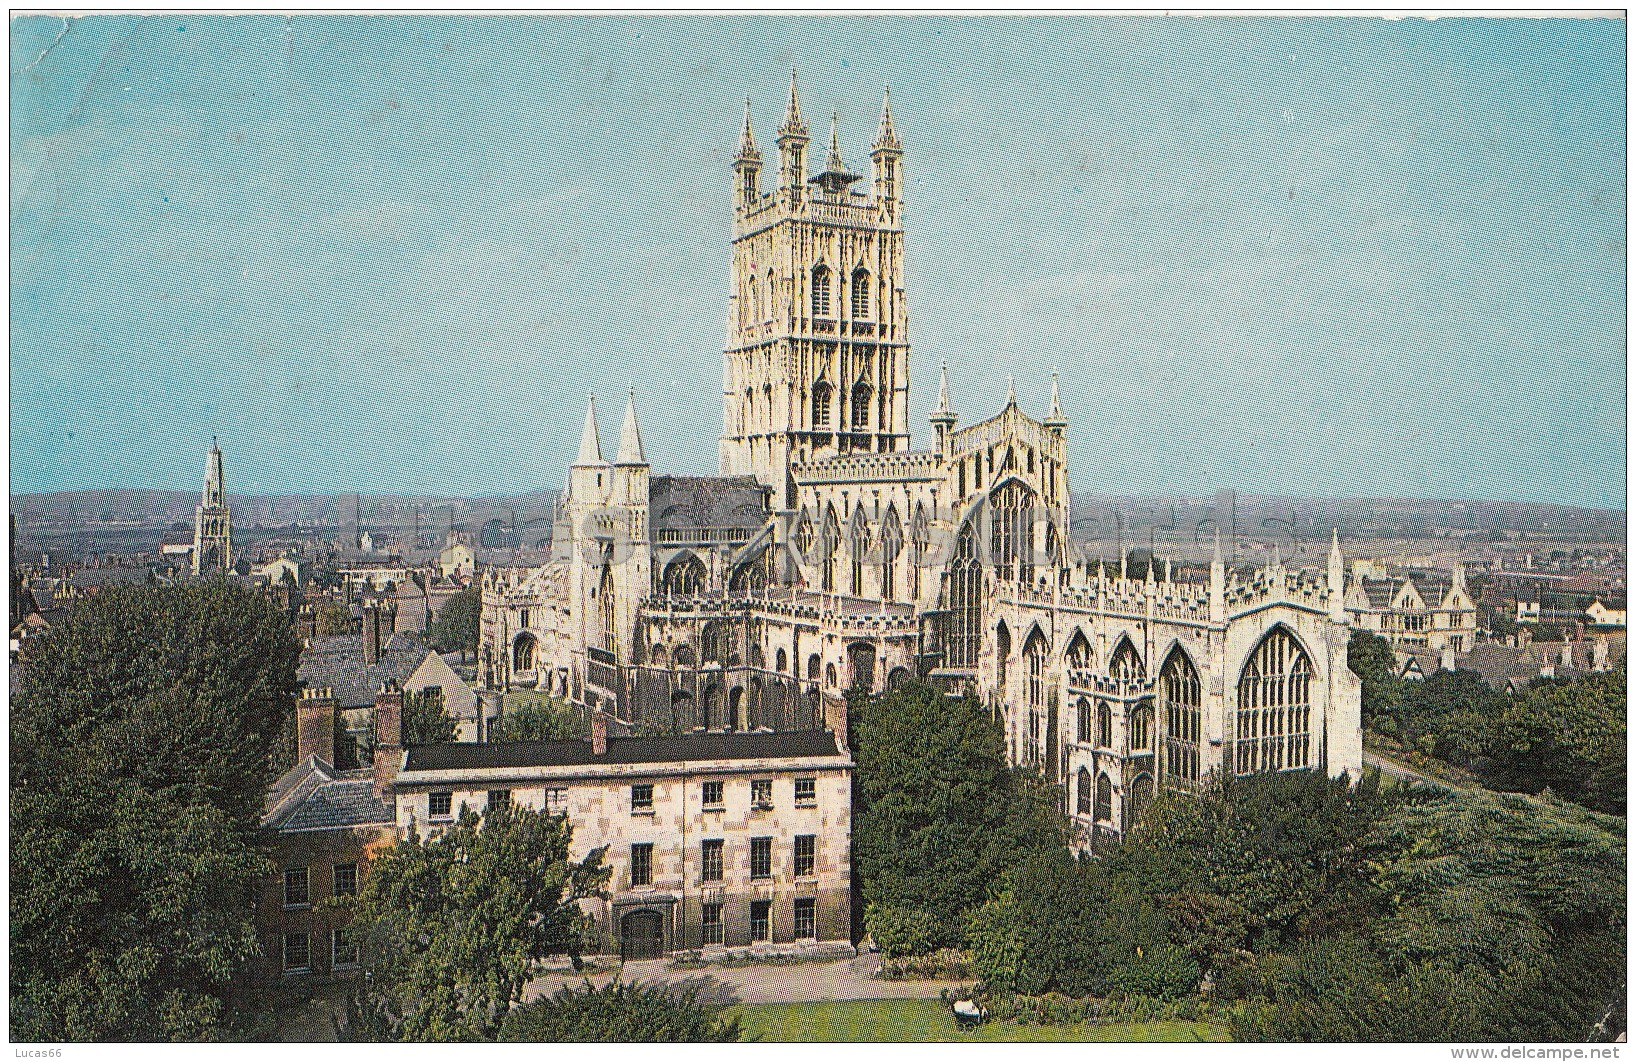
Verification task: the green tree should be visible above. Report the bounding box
[315,601,353,637]
[1484,670,1625,814]
[498,980,742,1042]
[490,695,583,743]
[402,687,456,745]
[430,586,482,662]
[1347,628,1401,720]
[339,802,610,1042]
[10,580,301,1041]
[851,681,1067,949]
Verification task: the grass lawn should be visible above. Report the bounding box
[731,998,1230,1043]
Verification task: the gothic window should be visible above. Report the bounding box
[650,643,668,666]
[851,383,872,432]
[1236,627,1314,775]
[728,687,744,730]
[943,522,982,669]
[1110,638,1145,685]
[825,662,838,688]
[1076,766,1093,816]
[851,268,870,317]
[1161,648,1202,786]
[765,268,775,321]
[1024,630,1048,768]
[701,621,730,666]
[1096,700,1113,748]
[819,505,840,592]
[1130,699,1153,753]
[909,504,930,601]
[730,559,767,594]
[662,554,705,597]
[879,506,903,600]
[812,380,833,429]
[989,480,1037,584]
[995,622,1012,693]
[599,565,616,652]
[673,644,695,668]
[703,685,722,730]
[848,641,876,691]
[1066,630,1093,686]
[811,265,832,317]
[847,508,870,596]
[1076,696,1092,744]
[1128,773,1154,824]
[793,508,816,558]
[512,633,537,673]
[776,647,788,673]
[807,653,821,681]
[1094,771,1113,823]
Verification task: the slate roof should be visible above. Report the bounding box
[1359,579,1396,609]
[297,630,432,708]
[649,476,769,534]
[262,755,393,832]
[68,567,151,589]
[404,730,845,773]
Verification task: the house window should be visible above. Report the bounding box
[487,789,511,813]
[794,834,816,877]
[794,777,816,805]
[332,862,357,898]
[631,783,654,813]
[702,839,724,882]
[283,932,311,974]
[794,898,817,940]
[751,900,772,942]
[750,836,772,879]
[429,791,453,819]
[332,927,359,969]
[283,867,310,909]
[751,779,773,808]
[543,788,568,815]
[702,780,724,808]
[702,902,724,945]
[631,843,653,887]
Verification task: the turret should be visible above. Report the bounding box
[1043,372,1066,432]
[1327,529,1348,623]
[777,69,810,196]
[614,387,650,507]
[733,98,762,208]
[870,86,902,217]
[204,435,224,509]
[930,360,957,453]
[568,394,609,504]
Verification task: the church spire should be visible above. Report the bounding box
[1044,370,1066,429]
[734,97,760,163]
[809,110,861,193]
[873,86,901,152]
[616,388,646,465]
[1006,374,1016,408]
[575,393,605,465]
[780,68,807,136]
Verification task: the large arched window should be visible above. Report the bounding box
[848,641,876,692]
[1076,696,1093,744]
[1130,699,1153,752]
[1094,771,1113,822]
[819,505,840,592]
[943,522,982,669]
[909,503,930,601]
[812,379,833,429]
[847,508,871,596]
[811,265,832,317]
[851,268,870,317]
[1096,700,1113,748]
[1024,629,1048,768]
[851,383,872,432]
[1076,766,1093,816]
[1160,648,1203,787]
[1110,638,1146,685]
[513,633,537,672]
[989,480,1037,584]
[879,506,903,600]
[1066,630,1093,686]
[1129,773,1154,824]
[662,554,706,597]
[1236,627,1314,774]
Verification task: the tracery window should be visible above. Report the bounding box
[1129,773,1154,824]
[909,504,929,600]
[812,380,833,429]
[1094,771,1113,822]
[811,265,832,317]
[701,621,731,666]
[879,506,903,600]
[599,565,616,652]
[989,480,1037,584]
[793,508,815,559]
[1110,638,1145,685]
[848,509,870,597]
[851,383,872,432]
[1235,627,1313,774]
[819,506,840,592]
[943,522,982,668]
[851,268,870,317]
[513,633,537,673]
[662,555,705,597]
[1076,696,1092,744]
[995,622,1012,693]
[1076,766,1093,816]
[1096,700,1113,748]
[1024,630,1048,768]
[1160,649,1203,786]
[1130,699,1153,753]
[1066,631,1093,686]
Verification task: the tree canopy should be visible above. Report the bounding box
[429,586,482,660]
[10,580,301,1041]
[498,980,743,1042]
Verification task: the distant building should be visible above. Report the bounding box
[1586,598,1626,629]
[439,538,476,580]
[253,554,309,586]
[1345,562,1477,654]
[192,437,233,575]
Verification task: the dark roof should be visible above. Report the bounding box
[68,567,151,589]
[297,630,430,708]
[405,730,844,773]
[1360,579,1396,609]
[649,476,769,534]
[263,755,393,831]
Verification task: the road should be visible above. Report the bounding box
[1363,749,1464,789]
[526,953,966,1006]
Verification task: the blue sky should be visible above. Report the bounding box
[10,14,1626,507]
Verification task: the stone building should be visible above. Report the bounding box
[192,437,232,575]
[389,721,854,959]
[480,77,1364,851]
[1344,562,1478,654]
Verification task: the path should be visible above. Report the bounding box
[526,952,966,1006]
[1363,749,1466,789]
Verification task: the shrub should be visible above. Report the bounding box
[499,980,741,1042]
[866,903,939,959]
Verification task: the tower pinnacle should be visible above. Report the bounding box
[873,86,901,152]
[1044,370,1066,428]
[734,97,760,162]
[575,394,605,466]
[779,68,807,136]
[616,388,646,465]
[808,110,861,193]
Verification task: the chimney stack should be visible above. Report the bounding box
[363,604,381,665]
[591,709,608,756]
[373,680,403,797]
[296,686,337,766]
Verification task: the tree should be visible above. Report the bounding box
[490,695,582,743]
[430,586,481,662]
[498,980,742,1042]
[1485,669,1625,813]
[315,601,353,637]
[851,682,1067,949]
[402,687,456,745]
[339,803,610,1042]
[10,580,301,1041]
[1347,628,1401,720]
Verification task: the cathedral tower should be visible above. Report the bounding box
[192,437,232,575]
[720,76,911,510]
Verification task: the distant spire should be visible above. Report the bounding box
[873,85,901,151]
[734,97,760,162]
[1006,374,1016,408]
[827,111,845,171]
[779,68,807,137]
[935,360,951,413]
[616,387,646,465]
[1044,370,1066,427]
[575,393,604,465]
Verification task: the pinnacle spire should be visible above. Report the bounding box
[734,97,760,162]
[1006,374,1016,408]
[616,388,645,465]
[779,68,807,137]
[873,85,901,151]
[936,360,950,412]
[826,111,845,172]
[808,110,860,192]
[575,393,604,465]
[1045,370,1066,426]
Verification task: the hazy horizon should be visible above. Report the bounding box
[10,15,1627,509]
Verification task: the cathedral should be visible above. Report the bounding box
[480,76,1363,848]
